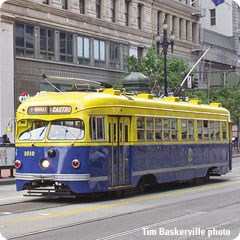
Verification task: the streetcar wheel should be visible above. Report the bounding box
[203,172,210,183]
[137,178,146,194]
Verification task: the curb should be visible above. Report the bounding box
[0,178,15,185]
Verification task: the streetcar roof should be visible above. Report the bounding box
[16,90,230,118]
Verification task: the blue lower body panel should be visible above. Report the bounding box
[15,142,230,194]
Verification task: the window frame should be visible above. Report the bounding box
[77,36,90,65]
[96,0,101,18]
[62,0,68,10]
[40,27,55,60]
[90,116,106,141]
[42,0,49,4]
[60,31,73,62]
[210,9,216,26]
[94,39,106,67]
[125,0,130,26]
[15,23,34,58]
[111,0,116,22]
[79,0,85,14]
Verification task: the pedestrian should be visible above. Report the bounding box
[2,134,10,143]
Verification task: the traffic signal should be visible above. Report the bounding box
[192,78,199,89]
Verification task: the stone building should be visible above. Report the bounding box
[0,0,202,140]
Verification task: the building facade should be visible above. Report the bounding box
[192,0,239,89]
[0,0,203,141]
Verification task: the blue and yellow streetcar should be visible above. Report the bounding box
[13,87,232,197]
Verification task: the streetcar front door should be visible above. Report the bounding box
[108,116,131,188]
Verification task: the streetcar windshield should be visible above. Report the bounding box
[48,120,85,140]
[19,121,48,141]
[18,120,85,141]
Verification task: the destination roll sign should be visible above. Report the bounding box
[28,106,72,115]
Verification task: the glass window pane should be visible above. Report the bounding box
[60,32,66,54]
[40,28,47,51]
[84,38,90,58]
[67,34,73,54]
[48,30,54,52]
[155,118,162,140]
[163,118,170,141]
[25,26,34,49]
[182,119,187,140]
[94,40,99,60]
[188,120,194,140]
[15,23,24,47]
[77,37,83,57]
[171,119,177,140]
[100,41,105,60]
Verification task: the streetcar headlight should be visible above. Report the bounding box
[40,159,50,169]
[72,159,80,169]
[15,160,22,169]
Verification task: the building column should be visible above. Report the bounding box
[195,23,200,45]
[180,19,186,41]
[159,11,165,34]
[167,15,173,35]
[187,21,193,42]
[174,16,179,40]
[0,15,15,142]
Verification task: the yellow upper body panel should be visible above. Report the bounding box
[16,90,230,121]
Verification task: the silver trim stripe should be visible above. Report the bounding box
[15,173,108,182]
[132,162,228,177]
[15,173,90,181]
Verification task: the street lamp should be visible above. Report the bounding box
[156,20,175,97]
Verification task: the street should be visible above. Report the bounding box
[0,157,240,240]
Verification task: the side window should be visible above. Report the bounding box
[222,122,227,139]
[209,121,214,140]
[181,119,187,140]
[197,120,203,140]
[163,118,170,141]
[171,119,178,140]
[137,117,145,141]
[215,121,220,140]
[188,120,194,140]
[146,117,154,141]
[90,116,106,141]
[155,118,162,141]
[203,120,209,140]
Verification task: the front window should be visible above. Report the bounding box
[48,120,85,140]
[19,121,48,141]
[18,120,85,141]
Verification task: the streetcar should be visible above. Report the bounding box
[12,86,232,197]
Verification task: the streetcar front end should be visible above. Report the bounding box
[14,92,108,197]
